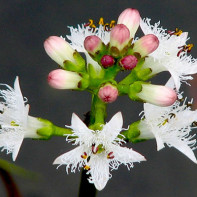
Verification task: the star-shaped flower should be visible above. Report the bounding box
[0,77,45,161]
[140,18,197,90]
[53,112,145,190]
[138,96,197,163]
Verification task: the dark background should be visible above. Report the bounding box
[0,0,197,196]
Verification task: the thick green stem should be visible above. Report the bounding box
[89,95,106,126]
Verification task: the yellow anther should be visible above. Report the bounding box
[98,17,105,26]
[177,44,194,57]
[174,28,183,36]
[85,18,116,31]
[10,121,19,126]
[162,119,168,126]
[81,155,87,159]
[110,20,116,28]
[89,19,94,26]
[84,165,90,170]
[81,152,88,159]
[104,23,110,31]
[186,44,194,52]
[168,28,183,36]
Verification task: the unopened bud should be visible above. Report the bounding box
[117,8,140,38]
[84,35,103,55]
[133,34,159,57]
[110,24,130,51]
[44,36,75,67]
[120,55,138,70]
[100,55,115,68]
[48,69,82,89]
[129,82,177,107]
[98,84,118,103]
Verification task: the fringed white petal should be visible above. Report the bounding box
[53,146,86,173]
[88,154,110,191]
[0,131,24,161]
[68,113,94,146]
[100,112,123,144]
[110,145,146,170]
[165,135,197,163]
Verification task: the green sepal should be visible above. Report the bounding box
[109,46,120,58]
[78,73,89,90]
[62,51,86,72]
[136,68,152,81]
[128,81,143,101]
[89,43,108,63]
[127,120,141,141]
[73,51,86,71]
[63,60,83,73]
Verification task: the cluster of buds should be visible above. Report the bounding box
[44,8,176,107]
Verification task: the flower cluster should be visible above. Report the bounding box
[0,7,197,192]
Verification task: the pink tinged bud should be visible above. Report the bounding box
[138,84,177,107]
[117,8,140,38]
[44,36,75,67]
[48,69,82,89]
[133,34,159,57]
[100,55,115,68]
[120,55,138,70]
[110,24,130,51]
[84,35,102,54]
[98,84,118,103]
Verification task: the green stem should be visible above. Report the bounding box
[89,95,106,126]
[52,125,73,136]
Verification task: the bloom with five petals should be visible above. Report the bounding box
[53,112,145,190]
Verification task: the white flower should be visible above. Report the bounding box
[0,77,44,161]
[53,112,145,190]
[138,97,197,163]
[140,18,197,90]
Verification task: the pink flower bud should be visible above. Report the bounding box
[110,24,130,51]
[137,84,177,107]
[100,55,115,68]
[44,36,75,67]
[117,8,140,38]
[48,69,82,89]
[98,84,118,103]
[84,35,102,55]
[133,34,159,57]
[120,55,138,70]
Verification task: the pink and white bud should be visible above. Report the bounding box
[44,36,75,67]
[117,8,140,39]
[100,55,115,68]
[110,24,130,51]
[120,55,138,70]
[84,35,103,55]
[137,84,177,107]
[48,69,82,89]
[133,34,159,57]
[98,84,118,103]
